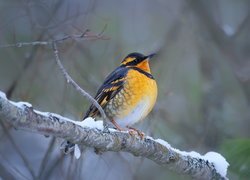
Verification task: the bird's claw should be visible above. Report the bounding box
[127,126,145,139]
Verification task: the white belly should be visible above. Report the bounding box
[115,99,150,127]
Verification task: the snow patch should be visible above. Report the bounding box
[74,144,81,159]
[204,151,229,177]
[10,101,32,109]
[174,149,202,159]
[155,139,171,148]
[154,139,201,158]
[34,110,49,117]
[153,138,228,177]
[108,128,119,132]
[0,91,33,109]
[50,113,76,123]
[34,111,77,124]
[33,111,104,131]
[0,91,7,99]
[74,117,103,130]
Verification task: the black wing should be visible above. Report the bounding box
[83,66,129,119]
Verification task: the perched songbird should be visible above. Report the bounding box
[84,52,157,130]
[63,52,157,153]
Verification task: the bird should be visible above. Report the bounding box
[62,52,157,154]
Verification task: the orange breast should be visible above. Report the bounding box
[106,68,157,126]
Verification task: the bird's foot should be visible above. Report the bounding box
[110,119,145,139]
[126,126,145,139]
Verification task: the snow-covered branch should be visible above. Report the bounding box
[0,91,229,180]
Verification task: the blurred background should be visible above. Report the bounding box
[0,0,250,179]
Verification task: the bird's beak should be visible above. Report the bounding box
[146,53,156,60]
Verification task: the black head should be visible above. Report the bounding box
[120,52,155,67]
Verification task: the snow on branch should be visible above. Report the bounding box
[0,91,229,180]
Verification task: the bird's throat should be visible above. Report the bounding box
[136,60,151,73]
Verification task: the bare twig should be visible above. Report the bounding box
[0,29,107,48]
[0,93,228,180]
[0,41,50,48]
[52,42,108,126]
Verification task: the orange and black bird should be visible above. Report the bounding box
[63,52,157,153]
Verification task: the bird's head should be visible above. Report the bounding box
[120,52,156,73]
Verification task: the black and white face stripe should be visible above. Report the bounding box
[121,52,147,66]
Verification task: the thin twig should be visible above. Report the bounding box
[0,29,107,48]
[0,41,50,48]
[51,42,108,126]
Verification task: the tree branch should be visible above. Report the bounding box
[0,91,228,180]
